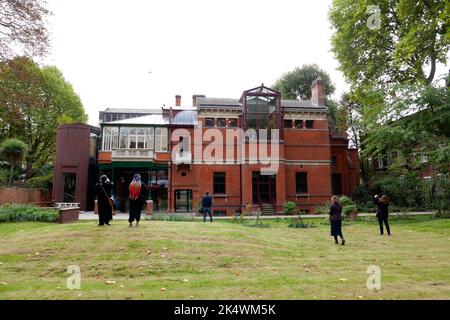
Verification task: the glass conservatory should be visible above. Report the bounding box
[241,85,283,140]
[102,126,168,159]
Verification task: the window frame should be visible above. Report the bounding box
[305,120,314,129]
[213,172,226,194]
[295,172,308,194]
[205,118,215,127]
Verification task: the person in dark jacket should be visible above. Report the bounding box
[128,174,148,228]
[202,192,213,223]
[95,175,114,226]
[329,196,346,245]
[374,195,391,235]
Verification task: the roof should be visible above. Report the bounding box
[102,108,162,114]
[282,100,327,111]
[172,110,198,126]
[196,97,241,109]
[106,114,168,125]
[162,106,197,111]
[196,97,327,112]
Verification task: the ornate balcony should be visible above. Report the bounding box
[111,149,155,161]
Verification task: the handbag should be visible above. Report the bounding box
[100,183,115,211]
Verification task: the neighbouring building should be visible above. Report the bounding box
[53,79,360,214]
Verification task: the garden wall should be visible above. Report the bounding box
[0,188,52,206]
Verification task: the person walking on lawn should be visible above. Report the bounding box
[128,174,148,228]
[202,192,213,223]
[374,194,391,235]
[95,175,114,226]
[329,196,346,245]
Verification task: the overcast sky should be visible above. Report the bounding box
[43,0,446,126]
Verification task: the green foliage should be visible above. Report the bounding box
[315,201,331,215]
[0,138,29,163]
[0,57,87,178]
[0,138,28,185]
[0,168,9,186]
[329,0,448,91]
[288,213,316,229]
[353,185,371,204]
[342,204,358,217]
[0,204,58,223]
[283,201,299,215]
[367,173,450,211]
[272,64,336,100]
[24,173,53,189]
[339,196,355,206]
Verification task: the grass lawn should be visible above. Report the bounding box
[0,216,449,300]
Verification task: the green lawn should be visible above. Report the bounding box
[0,216,449,300]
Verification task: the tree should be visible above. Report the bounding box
[362,77,450,174]
[335,92,370,182]
[272,64,336,100]
[0,57,87,178]
[0,138,28,186]
[329,0,449,92]
[0,0,50,60]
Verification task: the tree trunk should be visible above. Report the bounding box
[8,164,14,186]
[426,55,436,84]
[26,160,34,179]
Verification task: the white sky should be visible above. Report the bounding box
[42,0,448,126]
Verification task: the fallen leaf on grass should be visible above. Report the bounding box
[105,280,116,285]
[160,288,167,292]
[339,278,347,282]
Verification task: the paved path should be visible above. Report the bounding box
[79,211,434,221]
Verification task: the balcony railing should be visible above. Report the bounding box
[173,151,192,165]
[111,149,155,160]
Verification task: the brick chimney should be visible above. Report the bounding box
[192,94,205,106]
[311,76,325,107]
[175,95,181,107]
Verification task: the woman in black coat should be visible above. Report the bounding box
[329,196,346,245]
[128,174,148,228]
[374,195,391,235]
[95,175,114,226]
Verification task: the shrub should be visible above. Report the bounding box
[288,215,315,229]
[0,204,59,223]
[352,185,371,204]
[25,174,53,189]
[342,204,358,217]
[283,201,299,215]
[315,201,331,214]
[0,168,8,187]
[339,196,354,206]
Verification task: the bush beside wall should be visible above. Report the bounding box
[0,204,59,223]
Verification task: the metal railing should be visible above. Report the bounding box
[111,149,155,159]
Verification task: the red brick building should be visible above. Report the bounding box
[53,79,360,214]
